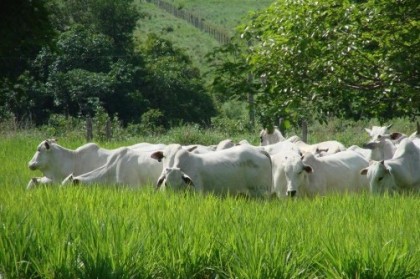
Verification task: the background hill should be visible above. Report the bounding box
[134,0,274,72]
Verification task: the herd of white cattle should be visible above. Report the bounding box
[27,122,420,197]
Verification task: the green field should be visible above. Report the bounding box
[134,0,274,73]
[166,0,274,30]
[0,123,419,278]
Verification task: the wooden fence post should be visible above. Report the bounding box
[302,119,308,143]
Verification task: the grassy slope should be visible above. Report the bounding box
[134,0,274,74]
[134,1,220,73]
[169,0,274,31]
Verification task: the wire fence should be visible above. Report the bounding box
[146,0,231,44]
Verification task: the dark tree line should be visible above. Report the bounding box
[0,0,216,127]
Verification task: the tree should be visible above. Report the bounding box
[213,0,419,126]
[141,34,216,126]
[0,0,55,80]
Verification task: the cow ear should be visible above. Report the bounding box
[360,168,368,175]
[151,151,164,162]
[365,128,372,135]
[390,132,403,140]
[44,141,50,150]
[182,174,194,187]
[187,146,198,152]
[303,165,313,173]
[363,142,376,149]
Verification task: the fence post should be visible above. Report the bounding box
[86,116,93,142]
[302,119,308,143]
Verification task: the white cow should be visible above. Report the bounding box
[61,147,162,187]
[215,139,235,151]
[362,137,396,161]
[129,142,167,152]
[150,144,273,197]
[262,140,300,156]
[288,137,346,156]
[284,150,369,197]
[270,146,302,198]
[28,139,112,189]
[238,137,300,156]
[360,138,420,194]
[347,145,372,160]
[27,139,165,189]
[182,144,216,154]
[365,124,405,144]
[260,127,285,146]
[365,124,393,141]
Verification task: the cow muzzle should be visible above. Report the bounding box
[28,162,38,170]
[287,190,297,197]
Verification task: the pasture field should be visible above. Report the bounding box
[134,0,274,74]
[0,124,419,278]
[134,1,220,73]
[158,0,274,31]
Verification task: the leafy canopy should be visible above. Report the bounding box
[211,0,419,126]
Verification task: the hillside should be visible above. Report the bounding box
[134,0,274,73]
[168,0,275,30]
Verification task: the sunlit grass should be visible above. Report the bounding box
[0,127,419,278]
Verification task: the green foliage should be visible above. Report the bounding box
[0,0,55,79]
[211,100,253,134]
[213,0,419,126]
[141,34,217,127]
[140,108,165,135]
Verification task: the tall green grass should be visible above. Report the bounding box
[1,186,419,278]
[0,123,419,278]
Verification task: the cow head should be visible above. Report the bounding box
[284,155,313,197]
[28,139,57,171]
[360,160,395,194]
[260,126,285,146]
[156,167,194,191]
[365,124,393,141]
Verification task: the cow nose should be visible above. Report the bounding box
[287,190,297,197]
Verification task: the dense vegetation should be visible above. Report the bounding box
[1,0,216,128]
[2,0,418,134]
[1,1,418,277]
[0,121,419,278]
[209,0,419,127]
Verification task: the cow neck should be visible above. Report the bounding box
[177,150,196,177]
[47,144,76,181]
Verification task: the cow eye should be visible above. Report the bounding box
[378,176,384,181]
